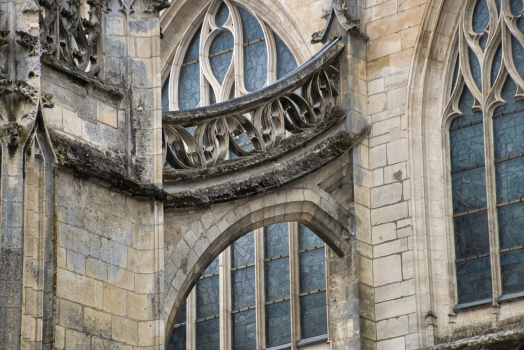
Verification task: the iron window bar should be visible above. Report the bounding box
[264,297,291,306]
[500,245,524,253]
[264,253,289,262]
[231,305,256,314]
[455,253,490,263]
[196,314,219,323]
[496,197,524,208]
[492,107,524,120]
[173,322,187,329]
[230,262,255,271]
[494,152,524,163]
[298,244,325,254]
[450,163,485,175]
[449,119,483,131]
[452,206,488,218]
[181,37,266,67]
[299,288,326,297]
[199,271,220,279]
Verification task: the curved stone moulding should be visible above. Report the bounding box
[162,35,344,170]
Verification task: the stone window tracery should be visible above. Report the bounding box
[162,0,298,112]
[445,0,524,308]
[167,222,329,350]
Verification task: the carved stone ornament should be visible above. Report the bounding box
[0,74,38,105]
[3,122,23,148]
[41,92,54,108]
[16,30,40,56]
[162,37,343,170]
[311,3,361,43]
[39,0,109,75]
[142,0,170,13]
[0,30,10,46]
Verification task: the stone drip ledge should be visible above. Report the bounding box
[163,120,371,208]
[429,327,524,350]
[163,108,349,183]
[42,56,124,99]
[49,129,166,200]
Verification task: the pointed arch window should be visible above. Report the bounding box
[446,0,524,308]
[167,223,330,350]
[162,0,298,112]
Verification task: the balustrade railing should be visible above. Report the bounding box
[162,36,344,170]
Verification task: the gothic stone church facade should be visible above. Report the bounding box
[3,0,524,349]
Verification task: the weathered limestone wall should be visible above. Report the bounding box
[361,0,429,349]
[52,168,164,349]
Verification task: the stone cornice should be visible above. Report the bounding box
[429,328,524,350]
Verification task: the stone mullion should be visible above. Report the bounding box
[289,222,300,349]
[220,249,231,350]
[187,290,197,350]
[255,227,265,349]
[484,103,502,314]
[324,244,331,344]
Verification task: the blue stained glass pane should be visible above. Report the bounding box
[167,326,186,350]
[232,266,256,310]
[298,224,324,250]
[162,75,170,112]
[451,55,460,94]
[511,0,523,16]
[196,318,220,350]
[266,301,291,347]
[472,0,489,34]
[501,250,524,295]
[178,63,200,110]
[511,36,524,82]
[197,275,219,319]
[215,2,229,28]
[232,231,255,267]
[299,248,326,293]
[469,47,482,91]
[494,77,524,117]
[274,33,298,80]
[265,257,290,301]
[244,41,267,92]
[229,82,235,100]
[451,167,487,214]
[449,123,485,170]
[232,309,256,350]
[498,202,524,249]
[519,17,524,34]
[451,87,483,128]
[210,30,234,55]
[494,113,524,160]
[495,0,501,14]
[238,7,264,43]
[496,157,524,203]
[176,301,186,325]
[454,211,490,259]
[204,257,220,276]
[479,34,488,52]
[210,51,233,85]
[210,86,216,105]
[456,256,492,304]
[264,223,289,258]
[184,27,201,64]
[491,44,502,87]
[300,292,327,339]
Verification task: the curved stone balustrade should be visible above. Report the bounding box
[162,36,344,170]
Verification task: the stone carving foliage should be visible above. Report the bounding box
[162,63,340,169]
[39,0,108,75]
[0,74,39,105]
[16,30,40,56]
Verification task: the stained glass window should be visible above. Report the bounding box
[196,257,220,350]
[450,85,492,306]
[168,229,328,349]
[162,1,298,112]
